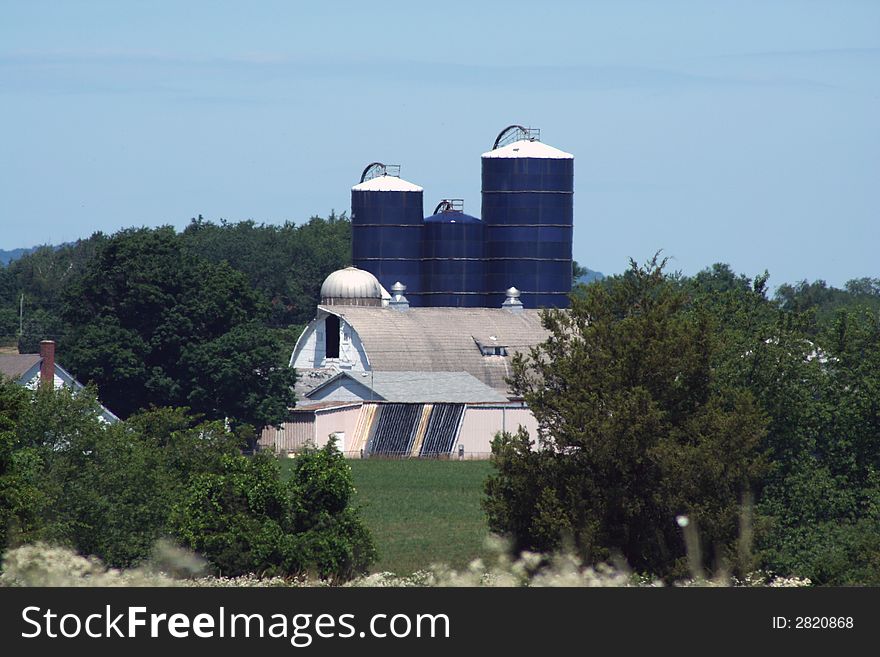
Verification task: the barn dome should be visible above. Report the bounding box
[320,267,383,306]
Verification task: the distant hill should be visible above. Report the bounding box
[0,244,70,266]
[576,268,605,285]
[0,246,40,266]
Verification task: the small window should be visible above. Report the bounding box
[325,315,340,359]
[481,345,508,357]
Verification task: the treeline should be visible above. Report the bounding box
[0,213,379,580]
[0,383,375,578]
[0,213,351,428]
[0,212,349,345]
[488,259,880,585]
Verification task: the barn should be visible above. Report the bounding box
[259,267,547,458]
[264,126,573,458]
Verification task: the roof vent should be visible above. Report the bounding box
[502,286,523,313]
[389,281,410,311]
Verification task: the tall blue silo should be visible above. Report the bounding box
[481,126,573,308]
[421,199,485,307]
[351,163,424,305]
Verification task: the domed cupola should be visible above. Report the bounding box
[320,266,384,306]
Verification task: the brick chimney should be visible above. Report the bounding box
[39,340,55,389]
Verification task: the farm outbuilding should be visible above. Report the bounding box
[258,399,537,459]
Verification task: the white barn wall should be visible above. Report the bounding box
[291,311,370,371]
[314,404,362,452]
[338,320,369,370]
[291,315,327,368]
[458,405,538,457]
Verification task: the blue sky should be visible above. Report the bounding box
[1,0,877,287]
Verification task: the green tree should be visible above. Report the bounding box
[485,257,768,579]
[748,307,880,583]
[17,308,66,353]
[0,378,30,554]
[171,441,375,579]
[0,307,18,341]
[3,236,108,349]
[4,384,167,564]
[61,227,296,428]
[181,213,351,327]
[2,384,375,579]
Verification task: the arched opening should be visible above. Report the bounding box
[325,314,340,359]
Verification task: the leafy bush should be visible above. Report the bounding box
[171,442,376,580]
[1,380,374,581]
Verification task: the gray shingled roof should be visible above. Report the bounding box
[306,370,509,404]
[293,367,338,402]
[319,305,550,391]
[0,354,41,380]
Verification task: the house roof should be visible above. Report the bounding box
[0,354,41,380]
[0,352,120,423]
[317,305,550,391]
[305,370,509,404]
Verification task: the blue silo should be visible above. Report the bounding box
[481,126,573,308]
[421,200,485,307]
[351,163,424,305]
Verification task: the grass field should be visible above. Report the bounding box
[348,459,495,575]
[280,457,495,575]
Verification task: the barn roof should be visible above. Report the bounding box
[306,370,509,404]
[0,354,41,380]
[317,305,550,391]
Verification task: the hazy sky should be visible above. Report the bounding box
[1,0,877,287]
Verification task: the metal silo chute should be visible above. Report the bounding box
[359,162,401,183]
[492,125,541,149]
[432,198,464,215]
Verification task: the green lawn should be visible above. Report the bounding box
[348,459,495,575]
[282,457,495,575]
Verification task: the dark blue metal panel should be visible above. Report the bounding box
[482,153,573,309]
[482,157,573,193]
[366,404,422,456]
[420,404,465,456]
[421,211,485,307]
[351,189,424,305]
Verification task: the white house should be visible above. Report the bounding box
[0,340,119,423]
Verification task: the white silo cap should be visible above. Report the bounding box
[351,176,423,192]
[482,139,573,159]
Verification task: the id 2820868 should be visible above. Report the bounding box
[772,617,854,629]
